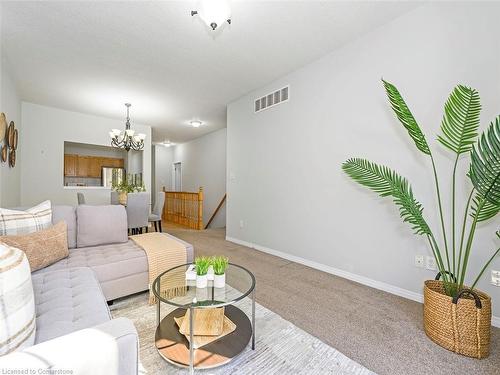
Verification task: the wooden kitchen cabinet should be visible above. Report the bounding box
[64,154,125,177]
[100,157,114,168]
[113,158,124,168]
[88,157,102,178]
[76,156,90,177]
[64,154,77,176]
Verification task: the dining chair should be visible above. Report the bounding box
[77,192,86,205]
[110,191,119,205]
[125,192,150,235]
[148,192,165,232]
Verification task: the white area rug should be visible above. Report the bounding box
[111,292,375,374]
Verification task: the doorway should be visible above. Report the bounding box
[173,162,182,191]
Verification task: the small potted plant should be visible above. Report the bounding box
[194,256,210,288]
[212,256,229,288]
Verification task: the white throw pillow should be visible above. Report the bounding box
[0,243,36,355]
[0,200,52,236]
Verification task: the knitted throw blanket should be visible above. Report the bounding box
[130,233,187,305]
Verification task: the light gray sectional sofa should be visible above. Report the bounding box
[39,205,193,301]
[0,204,194,375]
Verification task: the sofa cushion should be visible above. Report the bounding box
[76,205,128,248]
[36,240,148,284]
[52,205,77,249]
[31,267,111,344]
[0,200,52,236]
[0,244,36,355]
[0,221,69,272]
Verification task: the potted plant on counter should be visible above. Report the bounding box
[212,256,229,288]
[195,256,210,288]
[342,80,499,359]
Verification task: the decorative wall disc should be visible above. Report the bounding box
[0,113,6,142]
[1,145,7,163]
[8,149,16,168]
[12,129,18,150]
[6,121,14,147]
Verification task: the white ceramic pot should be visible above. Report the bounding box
[196,274,208,288]
[214,273,226,288]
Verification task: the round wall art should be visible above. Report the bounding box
[0,113,6,142]
[12,129,18,150]
[8,149,16,168]
[1,145,7,163]
[7,121,15,147]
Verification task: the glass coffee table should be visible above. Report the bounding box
[152,263,256,374]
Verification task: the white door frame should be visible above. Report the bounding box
[172,162,182,191]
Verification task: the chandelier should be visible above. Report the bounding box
[191,0,231,31]
[109,103,146,152]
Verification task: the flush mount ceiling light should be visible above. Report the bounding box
[191,0,231,31]
[109,103,146,152]
[162,140,174,147]
[190,120,203,128]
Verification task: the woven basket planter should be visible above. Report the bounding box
[423,279,491,358]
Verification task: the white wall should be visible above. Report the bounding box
[227,3,500,318]
[172,128,227,228]
[126,150,144,177]
[153,144,173,202]
[20,103,151,206]
[0,57,22,207]
[64,142,126,159]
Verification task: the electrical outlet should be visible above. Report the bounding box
[425,256,437,271]
[492,270,500,286]
[239,220,244,229]
[415,255,424,268]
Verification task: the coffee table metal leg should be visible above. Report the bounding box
[156,299,160,326]
[189,307,194,375]
[252,287,256,350]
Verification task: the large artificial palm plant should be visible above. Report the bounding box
[342,80,500,297]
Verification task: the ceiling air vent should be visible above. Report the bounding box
[254,85,289,113]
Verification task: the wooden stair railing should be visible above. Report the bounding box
[204,194,226,229]
[162,187,203,230]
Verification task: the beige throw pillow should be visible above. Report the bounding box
[0,221,69,272]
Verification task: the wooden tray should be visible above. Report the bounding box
[174,314,236,349]
[178,307,225,336]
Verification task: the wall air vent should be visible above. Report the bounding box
[254,86,289,113]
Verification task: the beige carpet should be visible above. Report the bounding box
[163,226,500,375]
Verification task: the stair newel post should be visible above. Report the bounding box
[198,187,204,230]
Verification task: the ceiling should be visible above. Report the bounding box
[2,1,419,143]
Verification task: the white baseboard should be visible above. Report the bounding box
[226,236,500,328]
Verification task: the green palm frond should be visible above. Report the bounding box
[470,117,500,206]
[470,194,500,222]
[438,85,481,155]
[382,79,431,155]
[342,158,431,235]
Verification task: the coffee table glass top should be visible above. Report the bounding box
[152,263,255,309]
